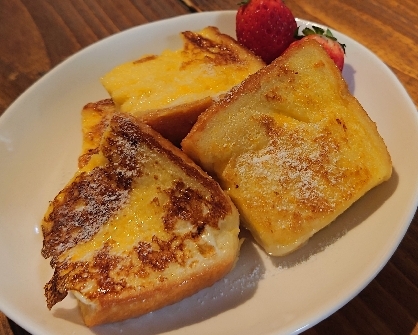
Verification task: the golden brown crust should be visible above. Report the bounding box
[43,111,236,264]
[182,39,392,256]
[78,96,212,164]
[79,251,235,327]
[42,113,240,325]
[101,26,265,146]
[78,99,114,168]
[180,26,260,66]
[138,96,213,146]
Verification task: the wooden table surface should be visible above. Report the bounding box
[1,1,417,334]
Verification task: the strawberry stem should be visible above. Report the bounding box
[295,25,346,53]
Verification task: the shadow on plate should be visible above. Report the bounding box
[342,63,356,94]
[271,168,399,269]
[53,305,85,326]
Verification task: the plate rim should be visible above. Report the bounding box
[1,10,418,335]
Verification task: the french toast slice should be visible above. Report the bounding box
[100,26,265,145]
[182,39,392,256]
[78,99,114,168]
[41,113,240,326]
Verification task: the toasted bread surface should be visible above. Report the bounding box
[182,39,392,256]
[100,26,265,144]
[41,113,240,326]
[78,99,114,168]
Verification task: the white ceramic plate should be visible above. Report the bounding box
[1,11,417,335]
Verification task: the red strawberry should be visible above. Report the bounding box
[236,0,297,64]
[295,26,346,71]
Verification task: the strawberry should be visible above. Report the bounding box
[294,26,346,71]
[236,0,297,64]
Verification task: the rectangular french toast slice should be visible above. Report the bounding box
[100,26,265,145]
[182,39,392,256]
[41,113,240,326]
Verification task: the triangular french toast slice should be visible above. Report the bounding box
[182,39,392,256]
[101,26,265,145]
[41,113,240,326]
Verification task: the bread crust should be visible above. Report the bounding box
[138,96,213,146]
[42,113,240,325]
[78,250,236,326]
[100,26,264,146]
[182,39,392,256]
[78,99,115,168]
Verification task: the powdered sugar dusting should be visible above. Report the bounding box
[41,114,149,261]
[233,118,344,222]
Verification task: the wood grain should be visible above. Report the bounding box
[0,313,13,335]
[1,0,417,334]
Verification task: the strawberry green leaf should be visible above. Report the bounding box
[294,25,347,54]
[312,26,324,35]
[237,0,250,5]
